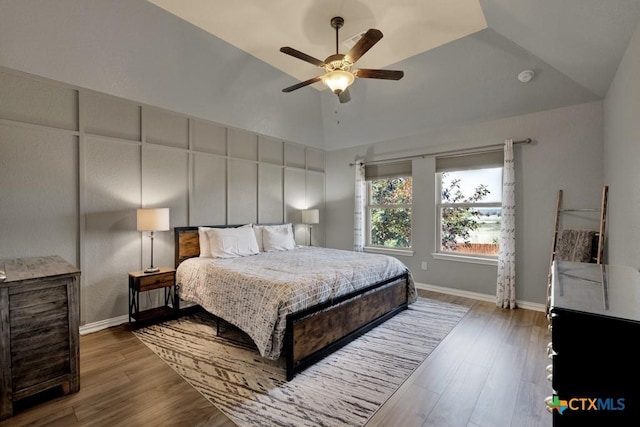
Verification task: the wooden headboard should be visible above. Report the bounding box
[173,225,240,267]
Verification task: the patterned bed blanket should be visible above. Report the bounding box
[176,246,416,360]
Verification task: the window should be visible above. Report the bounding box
[365,161,412,249]
[436,152,503,258]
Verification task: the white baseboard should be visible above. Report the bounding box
[79,301,198,335]
[79,314,129,335]
[79,285,544,336]
[414,282,545,312]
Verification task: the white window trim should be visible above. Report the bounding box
[365,246,414,257]
[435,170,502,262]
[439,201,502,209]
[366,178,413,251]
[432,252,497,266]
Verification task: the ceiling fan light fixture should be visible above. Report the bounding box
[322,70,355,94]
[280,17,403,102]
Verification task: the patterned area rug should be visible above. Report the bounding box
[133,298,469,426]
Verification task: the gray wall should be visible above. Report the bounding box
[604,21,640,268]
[0,68,325,325]
[1,0,626,313]
[325,101,604,305]
[319,28,599,151]
[0,0,324,149]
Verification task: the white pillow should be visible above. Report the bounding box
[199,225,252,257]
[254,224,293,251]
[198,227,214,258]
[253,223,293,252]
[205,227,260,258]
[262,224,296,251]
[252,225,264,251]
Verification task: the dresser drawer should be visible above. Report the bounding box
[9,282,69,331]
[9,281,73,393]
[12,344,70,392]
[137,272,174,291]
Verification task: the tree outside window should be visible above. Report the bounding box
[438,168,502,256]
[367,176,412,248]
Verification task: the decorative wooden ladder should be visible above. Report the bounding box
[545,185,609,314]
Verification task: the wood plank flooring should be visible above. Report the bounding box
[0,290,552,427]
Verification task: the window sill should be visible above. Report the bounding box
[365,247,414,257]
[432,252,498,266]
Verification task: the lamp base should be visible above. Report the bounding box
[144,267,160,273]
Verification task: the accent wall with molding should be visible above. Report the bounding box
[0,68,325,327]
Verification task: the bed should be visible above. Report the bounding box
[174,224,417,380]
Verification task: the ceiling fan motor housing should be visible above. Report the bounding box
[324,54,352,72]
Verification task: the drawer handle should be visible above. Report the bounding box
[546,373,553,382]
[546,364,553,374]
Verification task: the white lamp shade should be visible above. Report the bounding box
[137,208,170,231]
[301,209,320,225]
[322,70,355,94]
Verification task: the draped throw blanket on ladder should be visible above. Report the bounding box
[497,139,517,308]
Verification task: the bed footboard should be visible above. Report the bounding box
[284,272,409,380]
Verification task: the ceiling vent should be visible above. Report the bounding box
[518,69,535,83]
[343,31,366,50]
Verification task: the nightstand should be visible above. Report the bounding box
[128,267,179,323]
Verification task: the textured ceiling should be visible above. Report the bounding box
[147,0,488,89]
[145,0,640,149]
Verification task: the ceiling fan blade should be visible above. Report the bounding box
[282,76,323,93]
[338,89,351,103]
[345,29,383,64]
[354,69,404,80]
[280,47,325,67]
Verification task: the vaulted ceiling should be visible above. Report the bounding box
[147,0,640,150]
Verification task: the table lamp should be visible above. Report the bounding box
[301,209,319,246]
[137,208,170,273]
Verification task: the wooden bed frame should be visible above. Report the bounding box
[174,225,411,380]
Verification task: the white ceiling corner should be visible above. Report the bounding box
[146,0,488,88]
[143,0,640,149]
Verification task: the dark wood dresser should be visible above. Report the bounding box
[0,256,81,420]
[547,261,640,426]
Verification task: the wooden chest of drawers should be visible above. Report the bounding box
[0,256,80,421]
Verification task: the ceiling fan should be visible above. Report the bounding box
[280,16,404,103]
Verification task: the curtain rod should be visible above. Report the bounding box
[349,138,532,166]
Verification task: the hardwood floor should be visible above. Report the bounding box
[0,290,552,427]
[366,291,551,427]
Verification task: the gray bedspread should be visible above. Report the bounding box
[176,246,416,359]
